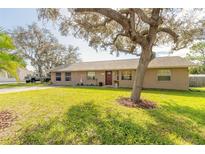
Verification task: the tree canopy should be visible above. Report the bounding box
[38,9,204,55]
[187,42,205,74]
[12,23,81,79]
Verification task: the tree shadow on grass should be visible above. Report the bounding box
[145,103,205,144]
[15,102,174,145]
[12,101,205,145]
[163,103,205,125]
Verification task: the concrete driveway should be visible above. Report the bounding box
[0,86,53,94]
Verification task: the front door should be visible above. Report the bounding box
[105,71,112,85]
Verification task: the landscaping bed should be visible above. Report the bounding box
[117,97,157,109]
[0,110,17,130]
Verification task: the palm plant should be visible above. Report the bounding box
[0,29,24,80]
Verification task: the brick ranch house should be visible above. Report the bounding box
[50,56,193,90]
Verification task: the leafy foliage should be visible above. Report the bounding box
[187,42,205,74]
[0,30,25,79]
[0,52,20,79]
[12,23,80,79]
[189,66,205,74]
[38,9,204,54]
[0,33,15,50]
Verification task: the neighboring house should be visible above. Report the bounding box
[0,68,32,83]
[50,56,193,90]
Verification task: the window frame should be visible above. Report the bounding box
[56,72,61,81]
[65,72,71,81]
[121,70,132,80]
[157,69,171,81]
[87,71,96,80]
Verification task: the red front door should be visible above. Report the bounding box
[105,71,112,85]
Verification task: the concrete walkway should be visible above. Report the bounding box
[0,86,53,94]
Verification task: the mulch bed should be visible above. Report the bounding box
[117,97,157,109]
[0,110,17,130]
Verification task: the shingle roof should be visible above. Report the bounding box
[50,56,193,72]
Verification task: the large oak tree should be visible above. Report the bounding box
[38,8,204,103]
[12,23,80,81]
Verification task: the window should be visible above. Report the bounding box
[121,71,132,80]
[65,72,71,81]
[56,72,61,81]
[157,69,171,81]
[87,72,96,80]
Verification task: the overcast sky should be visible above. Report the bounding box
[0,8,187,71]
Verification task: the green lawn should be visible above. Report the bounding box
[0,82,45,89]
[190,87,205,92]
[0,87,205,144]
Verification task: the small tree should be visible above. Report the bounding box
[12,23,80,81]
[38,8,204,103]
[188,42,205,65]
[187,42,205,74]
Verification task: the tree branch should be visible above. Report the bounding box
[151,8,163,24]
[129,9,136,35]
[76,17,113,29]
[172,43,187,50]
[113,33,129,44]
[134,9,156,25]
[158,27,179,43]
[115,45,137,54]
[129,9,146,45]
[140,27,179,43]
[92,18,113,28]
[75,8,130,31]
[140,29,149,36]
[75,8,146,46]
[119,9,129,14]
[102,33,128,47]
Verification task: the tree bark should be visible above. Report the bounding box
[131,9,161,103]
[131,47,152,103]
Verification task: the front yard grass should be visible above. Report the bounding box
[190,87,205,92]
[0,87,205,144]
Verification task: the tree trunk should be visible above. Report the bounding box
[37,65,43,83]
[131,47,152,103]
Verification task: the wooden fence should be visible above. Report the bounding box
[189,74,205,87]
